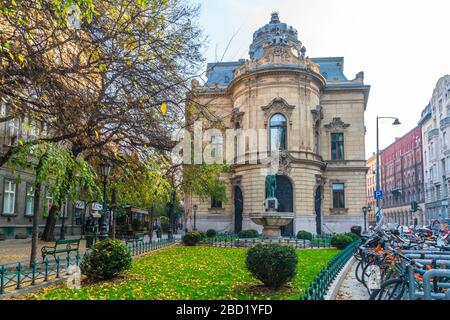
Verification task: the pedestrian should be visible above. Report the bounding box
[432,219,440,235]
[413,211,419,230]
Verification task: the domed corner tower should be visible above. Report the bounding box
[186,13,371,236]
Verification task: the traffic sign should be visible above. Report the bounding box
[374,190,383,200]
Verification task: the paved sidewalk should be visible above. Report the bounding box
[335,260,370,300]
[0,234,182,265]
[0,237,88,265]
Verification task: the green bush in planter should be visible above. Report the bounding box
[330,234,353,249]
[182,231,202,246]
[206,229,217,238]
[296,230,313,240]
[344,232,360,242]
[246,244,298,289]
[80,239,132,281]
[238,229,260,239]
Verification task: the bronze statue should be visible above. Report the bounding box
[265,174,277,199]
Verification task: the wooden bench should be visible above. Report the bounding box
[41,239,81,260]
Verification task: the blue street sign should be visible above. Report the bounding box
[374,190,383,200]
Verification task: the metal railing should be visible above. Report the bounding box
[0,238,176,295]
[299,240,361,300]
[202,236,333,249]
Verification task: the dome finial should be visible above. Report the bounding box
[270,11,280,24]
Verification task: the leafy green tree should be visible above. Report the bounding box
[9,142,100,263]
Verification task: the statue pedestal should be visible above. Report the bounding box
[250,211,295,239]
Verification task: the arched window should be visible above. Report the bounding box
[269,113,287,151]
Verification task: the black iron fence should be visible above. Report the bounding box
[0,238,176,295]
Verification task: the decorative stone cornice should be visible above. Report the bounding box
[324,117,351,131]
[261,97,295,126]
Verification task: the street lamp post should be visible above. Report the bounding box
[99,162,112,240]
[376,116,401,225]
[193,204,198,231]
[362,206,368,233]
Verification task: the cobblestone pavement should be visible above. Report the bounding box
[335,260,370,300]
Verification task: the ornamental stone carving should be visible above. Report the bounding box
[230,108,245,128]
[277,150,293,176]
[324,117,351,131]
[261,97,296,125]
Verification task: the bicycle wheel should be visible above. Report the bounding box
[369,278,405,300]
[355,259,365,284]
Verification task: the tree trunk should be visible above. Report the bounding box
[29,181,42,267]
[41,203,61,242]
[30,153,46,267]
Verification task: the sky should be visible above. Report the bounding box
[196,0,450,158]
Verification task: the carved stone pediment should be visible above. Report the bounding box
[324,117,351,131]
[261,97,296,125]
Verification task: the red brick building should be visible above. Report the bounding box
[380,126,424,225]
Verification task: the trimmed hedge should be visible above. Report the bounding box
[238,229,260,239]
[296,230,313,241]
[80,239,132,281]
[183,231,202,246]
[246,244,298,289]
[206,229,217,238]
[330,234,353,250]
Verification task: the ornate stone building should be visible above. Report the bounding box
[366,153,377,226]
[184,13,370,235]
[380,127,424,226]
[420,75,450,225]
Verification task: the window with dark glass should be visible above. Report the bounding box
[211,197,222,209]
[331,132,344,160]
[25,184,34,216]
[332,183,345,209]
[269,113,287,151]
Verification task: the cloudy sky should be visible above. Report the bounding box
[196,0,450,158]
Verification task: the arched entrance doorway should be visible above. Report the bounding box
[273,176,294,237]
[234,186,243,234]
[315,185,322,235]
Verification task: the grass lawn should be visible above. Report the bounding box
[26,246,339,300]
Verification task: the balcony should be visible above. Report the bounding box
[428,128,439,140]
[441,116,450,129]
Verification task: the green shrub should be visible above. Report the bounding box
[330,234,353,250]
[296,230,313,240]
[344,232,360,242]
[238,229,260,239]
[80,239,132,281]
[182,231,202,246]
[206,229,217,238]
[246,244,298,289]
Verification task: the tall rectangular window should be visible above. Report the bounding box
[332,183,345,209]
[331,133,344,160]
[25,184,34,216]
[211,197,222,209]
[3,180,16,214]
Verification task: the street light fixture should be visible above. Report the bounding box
[99,162,112,240]
[193,204,198,231]
[376,116,401,226]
